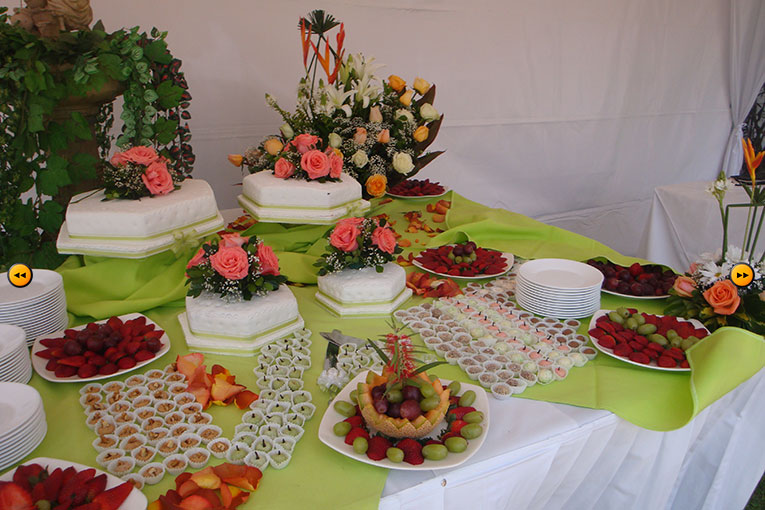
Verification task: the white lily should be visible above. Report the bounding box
[353,74,382,107]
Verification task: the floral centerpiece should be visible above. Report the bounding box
[103,145,184,199]
[665,139,765,333]
[314,216,411,316]
[315,216,402,275]
[186,232,286,301]
[230,10,443,198]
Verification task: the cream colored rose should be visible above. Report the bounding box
[395,109,415,124]
[413,77,430,95]
[352,150,369,168]
[420,103,439,122]
[369,106,383,123]
[392,152,414,174]
[328,133,343,148]
[280,123,294,138]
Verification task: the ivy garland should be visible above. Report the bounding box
[0,9,195,270]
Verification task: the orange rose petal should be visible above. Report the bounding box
[210,379,245,404]
[187,489,220,509]
[432,214,446,223]
[398,239,411,247]
[234,390,259,410]
[178,494,213,510]
[177,479,200,498]
[190,467,222,490]
[175,472,193,490]
[213,463,246,481]
[219,484,234,508]
[231,492,250,508]
[176,353,205,380]
[147,500,162,510]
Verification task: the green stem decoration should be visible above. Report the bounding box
[741,201,754,260]
[749,205,765,263]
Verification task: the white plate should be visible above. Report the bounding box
[0,270,63,306]
[601,288,670,300]
[516,276,601,295]
[387,189,450,200]
[413,246,514,280]
[518,259,604,290]
[587,310,710,372]
[30,313,170,383]
[0,383,42,436]
[0,423,47,471]
[515,284,600,303]
[319,372,489,471]
[0,457,147,508]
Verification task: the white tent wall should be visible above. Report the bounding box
[2,0,736,257]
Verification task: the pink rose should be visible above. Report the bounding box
[337,217,364,228]
[123,146,159,166]
[186,247,206,269]
[274,158,296,179]
[688,262,699,274]
[328,152,343,178]
[371,226,397,254]
[329,222,361,252]
[301,150,330,179]
[110,151,131,167]
[220,233,248,249]
[141,160,175,195]
[672,276,696,298]
[257,243,280,276]
[353,127,367,145]
[210,246,250,280]
[292,134,319,154]
[377,129,390,144]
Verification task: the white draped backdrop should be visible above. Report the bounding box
[4,0,765,256]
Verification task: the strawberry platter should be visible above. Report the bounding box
[387,178,449,199]
[318,371,490,470]
[588,308,710,372]
[413,242,514,280]
[586,259,677,299]
[31,313,170,383]
[0,457,147,509]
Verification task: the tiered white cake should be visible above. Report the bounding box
[57,179,224,258]
[237,171,370,224]
[316,263,412,317]
[179,285,305,356]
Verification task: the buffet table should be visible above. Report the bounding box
[11,192,765,510]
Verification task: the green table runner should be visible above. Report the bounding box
[20,191,764,509]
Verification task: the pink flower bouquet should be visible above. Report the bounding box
[186,233,287,301]
[104,146,183,199]
[315,216,402,275]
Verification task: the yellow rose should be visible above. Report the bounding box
[263,138,284,156]
[227,154,243,167]
[388,75,406,92]
[399,90,414,106]
[413,125,429,142]
[365,174,387,198]
[413,77,431,95]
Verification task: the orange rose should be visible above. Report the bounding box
[413,125,429,142]
[399,90,414,106]
[377,129,390,144]
[227,154,243,167]
[365,174,387,198]
[388,75,406,92]
[672,276,696,298]
[702,280,741,315]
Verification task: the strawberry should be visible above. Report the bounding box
[344,427,370,446]
[84,474,107,502]
[447,407,476,420]
[117,357,137,370]
[449,419,467,435]
[628,351,650,364]
[124,342,141,355]
[90,482,133,510]
[396,438,424,465]
[71,503,101,510]
[613,343,632,357]
[58,468,95,507]
[134,350,155,362]
[680,360,690,369]
[597,336,616,349]
[54,365,77,378]
[343,416,364,428]
[628,341,644,352]
[13,464,45,492]
[99,364,118,376]
[43,468,63,502]
[0,482,35,510]
[40,338,65,348]
[30,482,45,502]
[657,356,677,368]
[366,436,392,461]
[34,349,55,360]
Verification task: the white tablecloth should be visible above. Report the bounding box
[640,181,753,272]
[381,369,765,510]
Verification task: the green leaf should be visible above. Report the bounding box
[411,361,447,376]
[366,340,390,365]
[69,112,92,140]
[38,200,64,232]
[31,243,65,270]
[27,102,45,132]
[143,89,159,103]
[144,40,172,64]
[156,80,184,108]
[11,201,36,236]
[153,117,178,145]
[92,20,105,32]
[97,53,123,79]
[69,153,99,181]
[37,155,71,195]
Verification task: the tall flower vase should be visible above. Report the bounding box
[315,263,412,317]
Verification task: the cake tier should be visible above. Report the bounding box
[186,285,299,339]
[315,263,413,317]
[238,171,370,224]
[65,179,220,238]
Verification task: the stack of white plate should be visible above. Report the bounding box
[516,258,603,319]
[0,383,47,470]
[0,270,68,347]
[0,325,32,383]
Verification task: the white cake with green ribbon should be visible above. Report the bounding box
[179,232,304,355]
[237,171,369,225]
[314,217,411,317]
[56,146,224,258]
